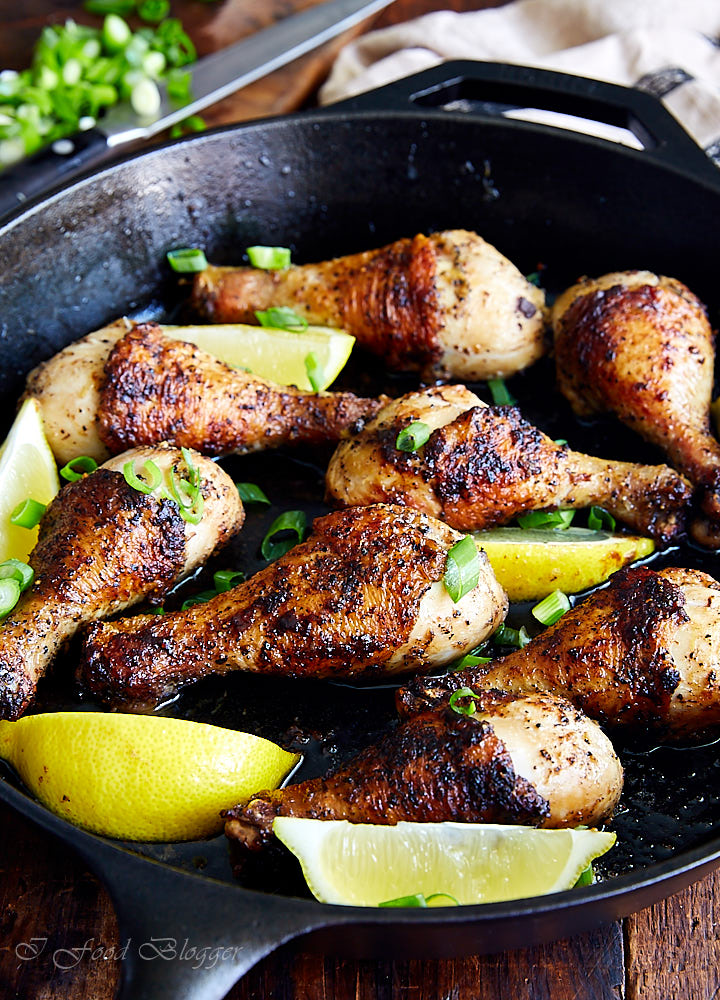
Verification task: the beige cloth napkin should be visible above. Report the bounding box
[320,0,720,164]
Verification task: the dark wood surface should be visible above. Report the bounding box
[0,2,717,998]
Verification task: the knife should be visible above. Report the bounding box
[0,0,394,222]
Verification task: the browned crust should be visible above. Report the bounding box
[224,708,550,850]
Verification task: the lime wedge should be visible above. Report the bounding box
[0,398,60,563]
[273,819,616,907]
[162,323,355,391]
[472,527,655,601]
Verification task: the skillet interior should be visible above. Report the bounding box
[2,64,720,945]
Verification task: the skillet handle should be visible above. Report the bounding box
[336,59,720,188]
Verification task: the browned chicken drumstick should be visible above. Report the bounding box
[398,566,720,740]
[191,230,548,381]
[24,320,384,464]
[325,384,692,544]
[0,444,243,720]
[553,271,720,547]
[225,692,623,851]
[78,504,508,711]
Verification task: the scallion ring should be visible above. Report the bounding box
[261,510,306,561]
[443,535,480,603]
[516,509,575,530]
[9,498,46,529]
[255,306,308,331]
[235,482,270,506]
[0,559,34,592]
[166,247,208,273]
[246,245,291,270]
[60,455,98,482]
[180,590,216,610]
[213,569,245,593]
[531,589,571,627]
[486,377,516,406]
[588,506,616,532]
[448,687,479,717]
[493,624,532,649]
[123,459,163,495]
[0,579,21,620]
[395,421,431,453]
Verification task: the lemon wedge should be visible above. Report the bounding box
[162,323,355,391]
[0,398,60,563]
[273,819,616,907]
[472,528,655,602]
[0,713,299,842]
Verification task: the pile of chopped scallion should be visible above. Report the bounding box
[0,9,202,169]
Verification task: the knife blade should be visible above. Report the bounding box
[0,0,394,222]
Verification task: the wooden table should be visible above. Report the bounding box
[1,2,718,998]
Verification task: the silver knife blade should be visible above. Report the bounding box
[102,0,396,147]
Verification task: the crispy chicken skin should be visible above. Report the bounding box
[224,693,623,850]
[398,566,720,739]
[191,230,548,381]
[24,320,384,463]
[552,271,720,547]
[0,444,243,720]
[78,504,508,711]
[325,385,692,544]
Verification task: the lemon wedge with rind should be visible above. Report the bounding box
[472,527,655,602]
[0,398,60,564]
[0,713,299,842]
[273,819,616,907]
[163,323,355,391]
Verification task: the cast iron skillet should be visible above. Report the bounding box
[2,62,720,1000]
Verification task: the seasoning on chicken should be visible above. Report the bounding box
[398,566,720,739]
[191,230,548,382]
[224,693,623,851]
[78,504,508,711]
[24,320,385,464]
[325,384,692,545]
[552,271,720,548]
[0,444,244,721]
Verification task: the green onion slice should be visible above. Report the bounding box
[0,579,21,620]
[168,469,204,525]
[180,590,217,610]
[516,509,575,530]
[486,377,516,406]
[255,306,308,331]
[587,506,616,532]
[452,651,493,672]
[123,459,163,495]
[213,569,245,593]
[448,687,478,716]
[59,455,98,482]
[395,421,431,453]
[443,535,480,603]
[378,893,428,908]
[304,352,324,393]
[574,864,594,888]
[83,0,136,14]
[532,589,571,627]
[261,510,306,561]
[246,245,291,270]
[235,482,270,506]
[167,247,208,273]
[493,624,532,649]
[9,498,46,529]
[525,271,541,286]
[138,0,170,22]
[0,559,34,592]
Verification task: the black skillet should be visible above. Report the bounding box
[2,62,720,1000]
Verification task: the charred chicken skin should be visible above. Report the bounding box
[225,692,623,851]
[398,566,720,739]
[24,320,384,464]
[191,230,548,382]
[0,444,243,720]
[78,504,508,711]
[325,384,692,544]
[552,271,720,548]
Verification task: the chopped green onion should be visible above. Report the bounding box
[526,271,541,286]
[235,482,270,506]
[60,455,98,482]
[304,352,323,393]
[181,590,217,610]
[246,245,291,270]
[180,447,200,488]
[554,438,568,447]
[587,506,616,532]
[443,535,480,603]
[123,458,163,495]
[574,864,594,888]
[213,569,245,593]
[448,687,478,716]
[130,77,161,117]
[255,306,308,331]
[378,893,428,908]
[0,559,34,592]
[516,509,575,530]
[493,624,532,649]
[167,247,208,273]
[10,498,46,529]
[84,0,136,14]
[138,0,170,23]
[168,467,204,525]
[102,14,132,52]
[395,421,431,453]
[0,579,21,620]
[169,115,205,138]
[486,377,516,406]
[166,67,193,104]
[261,510,306,561]
[452,651,493,672]
[532,589,571,627]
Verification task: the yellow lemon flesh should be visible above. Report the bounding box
[273,819,616,907]
[472,527,655,602]
[0,713,299,842]
[162,323,355,391]
[0,398,60,563]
